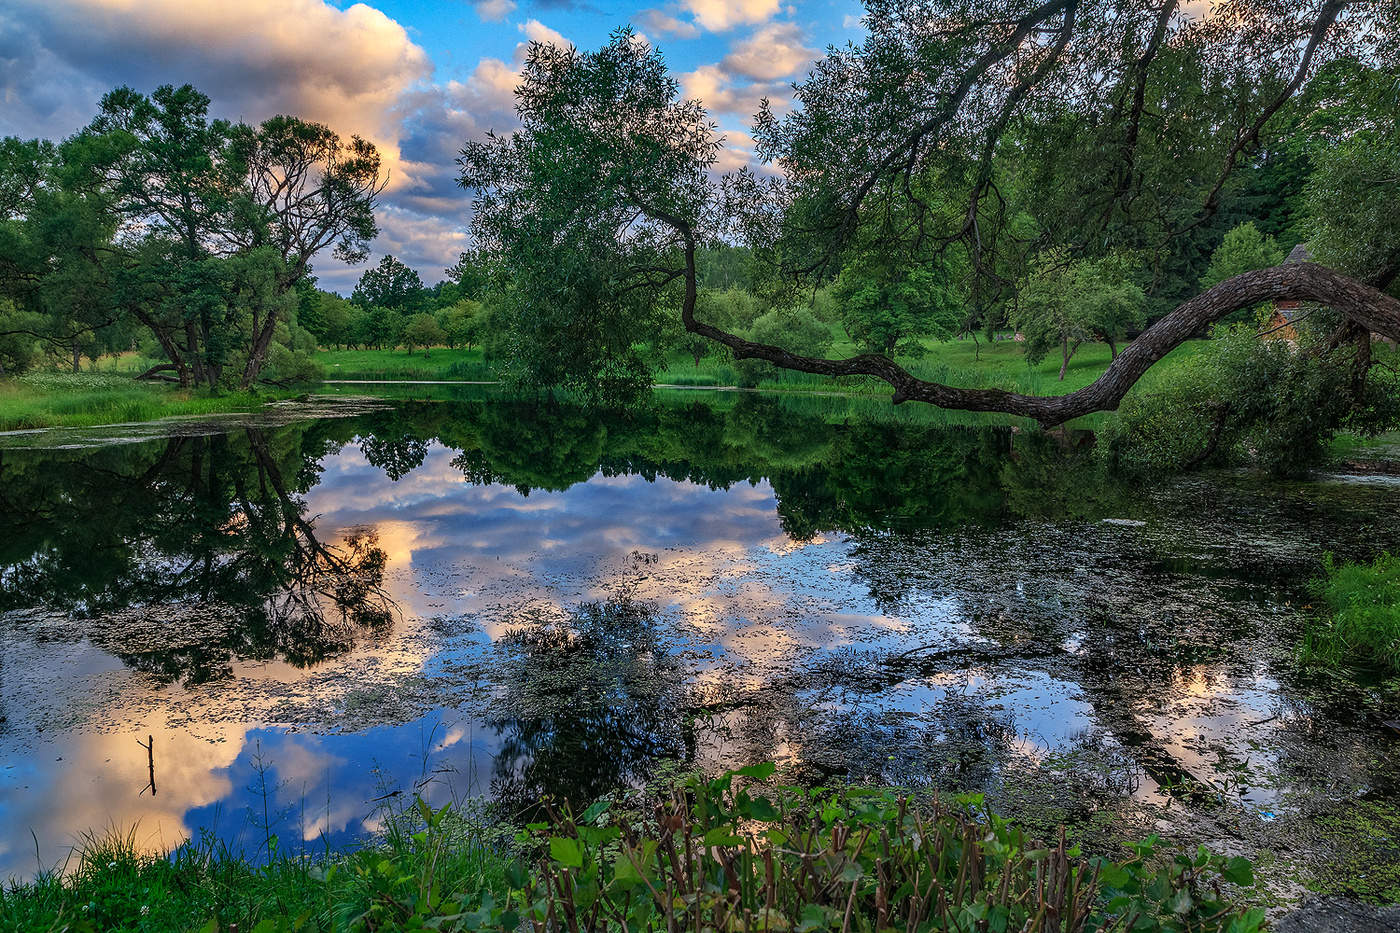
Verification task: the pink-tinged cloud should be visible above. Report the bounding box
[684,0,781,31]
[722,22,814,81]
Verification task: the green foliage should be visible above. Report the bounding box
[402,312,447,357]
[735,306,834,387]
[1013,257,1146,378]
[352,255,424,312]
[1100,323,1400,477]
[459,29,718,404]
[1300,65,1400,288]
[5,765,1262,933]
[831,249,963,356]
[1302,553,1400,675]
[1200,223,1286,289]
[0,83,383,389]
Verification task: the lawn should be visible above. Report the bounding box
[317,347,493,380]
[315,334,1208,403]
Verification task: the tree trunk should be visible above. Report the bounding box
[1058,334,1069,381]
[1107,337,1118,360]
[72,340,81,374]
[677,257,1400,427]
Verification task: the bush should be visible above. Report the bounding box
[1098,324,1400,478]
[1303,553,1400,674]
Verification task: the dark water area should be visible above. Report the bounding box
[2,392,1398,897]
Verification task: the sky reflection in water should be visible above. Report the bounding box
[3,398,1399,880]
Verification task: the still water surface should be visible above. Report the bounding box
[2,392,1398,885]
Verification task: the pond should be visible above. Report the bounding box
[2,390,1398,898]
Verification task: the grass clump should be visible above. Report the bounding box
[0,372,298,432]
[4,765,1265,933]
[1303,553,1400,674]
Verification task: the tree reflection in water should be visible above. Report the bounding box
[0,426,393,684]
[484,596,696,815]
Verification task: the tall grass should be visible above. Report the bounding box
[0,373,294,432]
[1303,553,1400,674]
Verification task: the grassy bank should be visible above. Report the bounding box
[0,373,297,432]
[3,767,1264,933]
[317,347,493,381]
[1304,553,1400,675]
[314,337,1207,399]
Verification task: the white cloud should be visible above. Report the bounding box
[474,0,516,22]
[722,22,814,81]
[681,64,789,119]
[636,8,700,39]
[683,0,780,32]
[518,19,572,53]
[0,0,431,144]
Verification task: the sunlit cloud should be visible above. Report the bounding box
[722,22,814,81]
[475,0,517,22]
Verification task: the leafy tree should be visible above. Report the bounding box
[1012,257,1146,379]
[1201,222,1287,289]
[358,306,402,350]
[352,255,424,312]
[469,3,1400,427]
[1300,65,1400,291]
[831,251,963,356]
[437,299,482,349]
[0,84,383,387]
[402,312,446,357]
[459,29,714,403]
[445,249,493,300]
[0,300,43,375]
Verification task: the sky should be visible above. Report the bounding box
[0,0,866,293]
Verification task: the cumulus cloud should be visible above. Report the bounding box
[684,0,781,31]
[636,8,700,39]
[681,64,789,119]
[0,0,431,144]
[475,0,517,22]
[518,19,572,51]
[721,22,814,81]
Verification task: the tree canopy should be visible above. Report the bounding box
[460,2,1400,425]
[0,84,385,387]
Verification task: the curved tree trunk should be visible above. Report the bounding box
[680,252,1400,427]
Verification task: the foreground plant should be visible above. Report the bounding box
[329,764,1263,933]
[4,765,1264,933]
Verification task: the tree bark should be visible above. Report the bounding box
[1058,335,1069,381]
[677,253,1400,428]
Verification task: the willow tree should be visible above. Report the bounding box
[462,4,1400,424]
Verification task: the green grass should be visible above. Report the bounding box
[1303,553,1400,675]
[0,372,297,432]
[316,347,493,381]
[317,336,1207,404]
[0,801,511,933]
[1,767,1264,933]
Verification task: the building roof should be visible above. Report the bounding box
[1285,243,1312,264]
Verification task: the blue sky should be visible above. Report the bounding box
[0,0,866,292]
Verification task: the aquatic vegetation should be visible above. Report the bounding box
[1303,554,1400,675]
[1,767,1264,933]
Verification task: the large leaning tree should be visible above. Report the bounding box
[461,1,1400,425]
